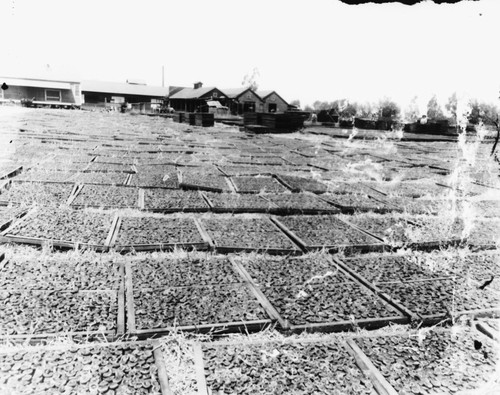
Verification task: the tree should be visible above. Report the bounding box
[377,98,400,119]
[466,97,500,159]
[312,101,331,111]
[338,100,357,118]
[468,100,499,126]
[404,96,420,122]
[356,102,376,118]
[289,99,301,109]
[427,95,445,120]
[241,67,260,91]
[445,92,458,121]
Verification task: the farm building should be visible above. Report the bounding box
[0,76,82,107]
[81,80,169,110]
[256,90,288,113]
[221,87,263,115]
[168,82,226,113]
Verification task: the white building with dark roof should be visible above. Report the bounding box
[81,80,169,106]
[0,76,82,107]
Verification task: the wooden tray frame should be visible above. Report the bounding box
[197,218,303,256]
[1,210,118,252]
[0,289,125,341]
[0,339,173,394]
[126,284,273,338]
[201,191,278,214]
[339,216,466,252]
[70,184,141,210]
[270,216,385,254]
[232,256,409,333]
[109,217,210,253]
[141,189,211,213]
[0,180,79,207]
[193,336,397,395]
[229,176,289,195]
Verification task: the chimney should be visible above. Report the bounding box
[193,81,203,89]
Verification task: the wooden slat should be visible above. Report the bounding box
[346,339,398,395]
[230,258,288,330]
[117,285,125,335]
[114,242,209,253]
[106,216,122,248]
[138,188,144,209]
[134,320,272,337]
[105,215,121,248]
[194,218,215,250]
[154,346,174,395]
[125,261,136,334]
[332,256,420,323]
[289,316,408,334]
[192,342,209,395]
[65,184,80,206]
[269,216,311,253]
[476,321,500,340]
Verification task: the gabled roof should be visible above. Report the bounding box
[169,86,224,100]
[81,80,169,97]
[256,90,274,99]
[169,86,186,96]
[256,90,288,105]
[221,87,262,101]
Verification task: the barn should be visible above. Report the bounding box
[81,80,169,110]
[168,82,226,113]
[0,76,82,107]
[256,90,289,113]
[221,87,263,115]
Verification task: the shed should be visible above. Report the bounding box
[221,87,263,115]
[81,80,169,109]
[0,76,81,106]
[256,90,288,113]
[168,83,226,113]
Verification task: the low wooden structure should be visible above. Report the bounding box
[404,120,451,135]
[243,112,309,133]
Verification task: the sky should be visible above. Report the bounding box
[1,0,499,112]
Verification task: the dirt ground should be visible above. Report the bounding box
[0,107,499,394]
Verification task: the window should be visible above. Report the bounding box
[246,93,252,99]
[268,103,277,112]
[213,92,218,98]
[45,89,61,102]
[111,96,125,104]
[243,101,255,113]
